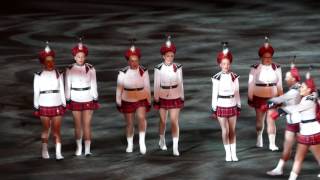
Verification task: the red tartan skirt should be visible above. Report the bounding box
[154,98,184,110]
[250,96,270,109]
[286,123,300,133]
[214,106,240,118]
[119,99,150,113]
[297,133,320,145]
[67,100,100,111]
[38,105,65,117]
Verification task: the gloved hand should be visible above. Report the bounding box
[267,100,276,109]
[270,111,279,120]
[153,101,160,110]
[33,108,40,117]
[237,106,241,113]
[248,99,254,107]
[66,99,71,109]
[116,104,122,112]
[210,108,217,119]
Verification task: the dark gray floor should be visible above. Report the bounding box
[1,0,320,179]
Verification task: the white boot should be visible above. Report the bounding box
[55,143,64,160]
[159,134,167,150]
[267,159,285,176]
[230,143,238,162]
[256,131,263,148]
[288,171,298,180]
[75,139,82,156]
[173,137,180,156]
[224,144,232,162]
[268,134,279,151]
[139,132,146,155]
[84,140,92,156]
[42,143,50,159]
[126,136,133,153]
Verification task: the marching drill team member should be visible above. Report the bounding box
[271,71,320,180]
[211,42,241,162]
[65,39,99,156]
[116,40,151,154]
[248,36,283,151]
[34,42,66,160]
[154,35,184,156]
[266,60,302,176]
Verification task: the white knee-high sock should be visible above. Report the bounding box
[55,143,64,160]
[173,137,180,156]
[75,139,82,156]
[139,132,146,154]
[42,143,50,159]
[84,140,91,155]
[224,144,232,162]
[230,143,238,161]
[126,136,133,153]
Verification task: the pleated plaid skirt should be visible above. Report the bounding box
[215,106,240,118]
[297,132,320,145]
[67,100,100,111]
[119,99,150,113]
[38,105,66,117]
[154,98,184,110]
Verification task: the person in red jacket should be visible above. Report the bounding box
[65,38,99,157]
[271,71,320,180]
[248,36,283,151]
[116,40,151,154]
[211,42,241,162]
[34,42,66,160]
[154,35,184,156]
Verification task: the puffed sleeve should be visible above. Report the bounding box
[64,68,71,101]
[153,68,161,102]
[143,70,151,104]
[283,99,314,114]
[270,89,297,104]
[178,67,184,101]
[276,67,283,96]
[248,68,255,101]
[90,67,98,100]
[116,72,124,106]
[211,77,219,111]
[283,99,314,124]
[59,73,66,107]
[33,74,40,109]
[234,76,241,108]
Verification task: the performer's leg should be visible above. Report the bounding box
[83,110,93,156]
[52,116,63,160]
[72,111,83,156]
[228,116,238,161]
[159,108,168,150]
[267,108,278,151]
[255,108,266,147]
[309,144,320,177]
[289,143,308,180]
[169,108,180,156]
[267,130,296,176]
[40,116,51,159]
[218,117,231,161]
[136,107,147,154]
[124,112,135,153]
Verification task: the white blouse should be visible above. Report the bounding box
[33,70,66,108]
[154,62,184,101]
[211,71,241,111]
[65,63,98,102]
[116,66,151,106]
[248,63,283,99]
[283,93,320,136]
